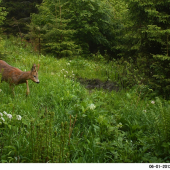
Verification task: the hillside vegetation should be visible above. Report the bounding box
[1,38,170,163]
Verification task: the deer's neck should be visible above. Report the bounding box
[17,71,31,84]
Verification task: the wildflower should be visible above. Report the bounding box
[3,111,7,115]
[16,115,22,120]
[65,71,68,74]
[119,122,122,126]
[89,104,96,110]
[1,117,5,122]
[64,75,66,78]
[0,112,3,117]
[7,114,12,120]
[51,72,54,75]
[143,110,147,113]
[0,89,2,92]
[66,63,70,66]
[151,101,155,104]
[118,122,123,128]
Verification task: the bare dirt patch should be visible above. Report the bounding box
[77,78,120,92]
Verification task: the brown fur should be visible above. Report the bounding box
[0,60,40,95]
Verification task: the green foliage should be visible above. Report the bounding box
[0,0,7,41]
[122,0,170,98]
[0,0,7,56]
[0,0,7,26]
[29,0,80,57]
[1,37,170,163]
[3,0,170,100]
[1,0,42,35]
[29,0,124,57]
[63,0,117,55]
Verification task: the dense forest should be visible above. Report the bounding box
[1,0,170,163]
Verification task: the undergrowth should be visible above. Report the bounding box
[0,37,170,163]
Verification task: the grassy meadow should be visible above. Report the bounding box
[0,37,170,163]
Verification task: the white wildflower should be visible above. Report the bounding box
[72,74,75,76]
[0,89,2,92]
[143,110,147,113]
[1,117,5,122]
[66,63,70,66]
[64,75,66,78]
[0,112,3,117]
[89,104,96,110]
[118,122,123,128]
[7,114,12,120]
[3,111,7,115]
[16,115,22,121]
[65,71,68,74]
[51,72,54,75]
[151,101,155,104]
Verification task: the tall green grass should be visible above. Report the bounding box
[0,37,170,163]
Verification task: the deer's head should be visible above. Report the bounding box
[30,64,40,83]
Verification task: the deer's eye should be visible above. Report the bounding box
[34,76,36,78]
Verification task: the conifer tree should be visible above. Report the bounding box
[124,0,170,97]
[64,0,116,55]
[29,0,80,57]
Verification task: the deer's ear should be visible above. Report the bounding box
[31,64,36,72]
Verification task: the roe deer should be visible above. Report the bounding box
[0,60,40,96]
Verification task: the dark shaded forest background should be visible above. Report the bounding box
[1,0,170,98]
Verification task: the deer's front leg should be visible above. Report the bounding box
[26,80,30,96]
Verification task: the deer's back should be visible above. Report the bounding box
[0,60,22,84]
